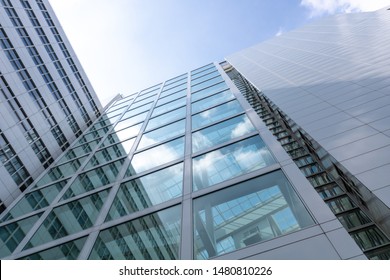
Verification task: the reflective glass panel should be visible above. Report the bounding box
[102,123,141,146]
[191,70,220,86]
[162,80,187,92]
[138,119,186,150]
[25,190,109,249]
[62,159,124,200]
[351,227,389,250]
[0,214,42,258]
[115,111,148,131]
[192,90,234,114]
[85,139,134,169]
[191,66,217,79]
[152,96,186,117]
[193,171,315,259]
[129,137,184,175]
[192,99,243,129]
[2,180,68,222]
[83,125,112,139]
[94,113,120,127]
[60,139,101,163]
[132,94,156,107]
[191,76,224,92]
[193,136,275,190]
[106,104,127,114]
[20,237,87,260]
[145,106,186,131]
[156,89,186,106]
[337,209,371,230]
[89,205,181,260]
[36,156,87,187]
[192,115,255,153]
[191,81,228,102]
[137,88,159,100]
[122,102,153,119]
[76,131,104,145]
[139,84,161,95]
[191,63,214,75]
[114,95,135,107]
[107,163,183,221]
[160,83,187,98]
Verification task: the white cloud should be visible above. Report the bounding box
[300,0,390,17]
[275,27,283,37]
[231,117,255,138]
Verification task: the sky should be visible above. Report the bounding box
[48,0,390,106]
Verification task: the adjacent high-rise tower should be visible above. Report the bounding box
[0,0,102,213]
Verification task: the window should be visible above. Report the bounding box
[107,163,183,220]
[138,119,186,150]
[62,160,124,200]
[145,106,186,131]
[193,136,275,190]
[21,237,87,260]
[193,114,255,153]
[25,190,109,249]
[193,170,314,259]
[129,137,184,175]
[89,205,181,260]
[192,90,234,114]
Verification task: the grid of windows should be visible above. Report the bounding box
[0,25,69,151]
[0,63,316,260]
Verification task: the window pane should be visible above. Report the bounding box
[59,139,101,163]
[191,66,217,79]
[192,99,243,129]
[191,75,224,92]
[0,214,42,258]
[122,102,153,119]
[156,89,186,106]
[2,180,68,222]
[25,190,109,249]
[191,70,220,86]
[62,159,124,200]
[191,63,215,75]
[337,209,371,230]
[37,156,87,187]
[192,114,255,152]
[193,171,314,259]
[160,83,187,98]
[85,139,134,169]
[146,106,186,131]
[131,94,157,107]
[138,119,186,150]
[129,137,184,175]
[20,237,87,260]
[115,111,148,131]
[152,96,186,117]
[89,205,181,260]
[102,124,142,146]
[107,163,183,221]
[193,136,275,190]
[351,227,389,250]
[191,81,228,102]
[192,90,234,114]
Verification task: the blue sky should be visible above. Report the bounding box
[48,0,389,106]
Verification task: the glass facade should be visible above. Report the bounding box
[0,63,326,260]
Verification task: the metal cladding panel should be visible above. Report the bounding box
[227,8,390,208]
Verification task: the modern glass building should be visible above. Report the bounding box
[0,0,102,213]
[1,3,390,260]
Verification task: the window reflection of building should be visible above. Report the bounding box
[193,170,314,259]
